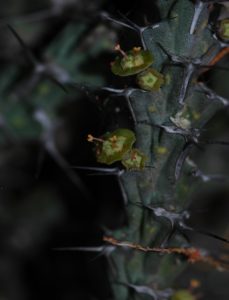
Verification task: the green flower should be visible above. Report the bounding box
[137,68,164,91]
[171,290,195,300]
[88,129,136,165]
[111,45,154,76]
[218,19,229,40]
[121,149,147,170]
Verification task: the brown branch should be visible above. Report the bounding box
[103,236,229,271]
[208,47,229,67]
[200,47,229,75]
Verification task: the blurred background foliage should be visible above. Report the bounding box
[0,0,228,299]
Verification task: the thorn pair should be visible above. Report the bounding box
[157,42,222,105]
[196,82,229,106]
[7,25,72,94]
[100,12,148,49]
[132,200,229,246]
[115,281,173,300]
[102,86,140,123]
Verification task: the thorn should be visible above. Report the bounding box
[192,168,229,183]
[100,11,147,49]
[53,245,116,255]
[7,24,38,66]
[129,201,176,237]
[158,43,223,105]
[156,43,184,64]
[195,228,229,244]
[70,165,127,204]
[53,244,116,263]
[138,121,200,143]
[196,82,229,106]
[74,82,95,92]
[71,166,124,176]
[116,11,148,48]
[131,196,229,246]
[53,246,105,252]
[49,76,69,93]
[160,227,177,248]
[0,8,58,27]
[175,143,194,181]
[8,24,75,96]
[178,63,195,105]
[180,223,229,244]
[201,140,229,146]
[69,83,99,102]
[116,281,160,299]
[212,31,228,48]
[71,166,120,172]
[102,87,138,124]
[101,87,127,94]
[116,176,128,205]
[117,11,146,33]
[132,198,229,246]
[156,44,197,105]
[100,11,137,31]
[163,125,199,140]
[187,159,229,182]
[166,0,179,20]
[190,0,205,35]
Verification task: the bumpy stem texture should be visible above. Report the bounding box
[107,1,225,299]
